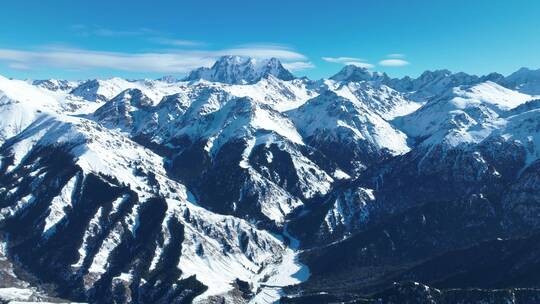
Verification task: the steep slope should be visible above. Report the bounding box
[88,70,333,225]
[93,88,154,130]
[288,90,409,174]
[69,77,185,104]
[391,69,480,100]
[4,61,540,304]
[223,75,318,112]
[92,76,317,141]
[286,79,540,297]
[70,78,140,102]
[33,79,79,92]
[166,96,334,224]
[0,112,308,303]
[0,75,61,146]
[325,79,422,120]
[395,81,532,148]
[328,65,495,104]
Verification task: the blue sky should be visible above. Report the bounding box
[0,0,539,80]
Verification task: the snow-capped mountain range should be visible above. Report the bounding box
[1,55,540,303]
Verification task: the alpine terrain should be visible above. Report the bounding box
[2,56,540,304]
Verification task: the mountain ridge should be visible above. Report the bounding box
[1,57,540,303]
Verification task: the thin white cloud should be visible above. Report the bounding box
[7,62,31,70]
[0,45,313,74]
[322,56,364,63]
[378,59,410,67]
[322,56,374,68]
[152,38,205,47]
[346,62,375,69]
[282,61,315,71]
[72,25,203,48]
[71,25,160,37]
[223,47,306,61]
[387,53,405,58]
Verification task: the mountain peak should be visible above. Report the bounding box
[183,56,295,84]
[506,67,540,78]
[109,88,153,108]
[157,75,178,83]
[515,67,535,73]
[32,79,77,92]
[330,65,388,83]
[503,67,540,95]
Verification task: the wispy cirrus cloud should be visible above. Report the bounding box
[323,54,410,68]
[322,56,365,63]
[378,54,410,67]
[379,59,410,67]
[282,61,315,71]
[15,27,312,73]
[72,25,203,48]
[71,25,160,37]
[0,44,313,74]
[344,61,375,69]
[151,38,205,47]
[7,62,31,70]
[322,56,374,69]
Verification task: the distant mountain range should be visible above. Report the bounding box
[1,56,540,303]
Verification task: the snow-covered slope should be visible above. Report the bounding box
[325,80,422,120]
[2,60,540,304]
[0,75,61,145]
[493,105,540,165]
[388,69,488,102]
[164,94,333,223]
[175,96,304,156]
[294,91,408,154]
[93,88,154,130]
[90,75,317,142]
[70,78,139,102]
[69,77,184,104]
[223,75,317,111]
[395,81,533,148]
[289,90,409,158]
[0,110,308,303]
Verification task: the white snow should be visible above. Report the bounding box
[184,56,294,85]
[324,187,375,234]
[224,76,317,111]
[330,80,422,120]
[87,221,123,274]
[0,194,35,221]
[174,198,286,300]
[42,174,79,237]
[0,75,60,145]
[396,81,533,148]
[0,288,33,301]
[333,169,351,180]
[250,225,310,304]
[289,91,411,156]
[496,108,540,165]
[6,64,540,304]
